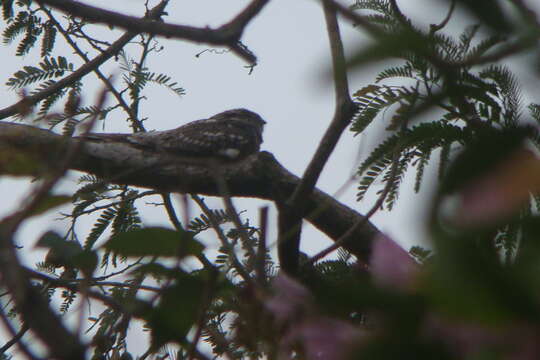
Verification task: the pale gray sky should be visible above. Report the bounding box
[0,0,442,263]
[1,0,540,356]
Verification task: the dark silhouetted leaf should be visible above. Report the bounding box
[103,227,204,258]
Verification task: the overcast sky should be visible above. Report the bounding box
[2,0,540,355]
[0,0,450,262]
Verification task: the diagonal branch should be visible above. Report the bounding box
[0,324,29,355]
[0,0,169,121]
[278,0,358,274]
[38,5,145,131]
[288,0,357,205]
[35,0,270,63]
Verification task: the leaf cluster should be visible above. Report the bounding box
[350,0,538,211]
[119,50,185,103]
[3,0,540,359]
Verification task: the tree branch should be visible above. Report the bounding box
[278,0,358,274]
[0,122,379,262]
[0,324,29,355]
[39,5,145,131]
[0,89,110,360]
[0,220,86,360]
[0,0,169,121]
[290,0,356,204]
[35,0,270,63]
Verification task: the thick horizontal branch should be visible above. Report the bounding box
[0,122,380,261]
[36,0,270,63]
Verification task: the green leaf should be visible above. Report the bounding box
[71,250,98,276]
[36,230,66,249]
[1,0,14,20]
[37,231,85,268]
[103,227,204,258]
[147,272,205,347]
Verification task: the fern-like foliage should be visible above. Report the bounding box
[40,21,57,58]
[479,65,522,126]
[119,50,185,102]
[351,1,530,207]
[125,68,185,99]
[144,72,185,97]
[6,56,73,88]
[351,0,391,15]
[35,80,64,112]
[189,209,234,234]
[60,289,77,314]
[85,207,116,251]
[352,85,417,134]
[1,5,45,56]
[357,122,466,202]
[2,0,15,20]
[528,103,540,124]
[2,11,29,44]
[2,1,62,57]
[15,14,41,56]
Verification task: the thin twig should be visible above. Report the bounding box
[90,281,160,292]
[0,308,40,360]
[306,100,415,265]
[429,0,456,34]
[306,150,400,265]
[36,0,270,63]
[162,193,184,232]
[187,269,218,360]
[256,206,269,285]
[191,195,253,284]
[212,169,258,265]
[38,5,146,131]
[0,0,168,120]
[129,32,156,130]
[62,190,157,218]
[0,323,32,358]
[161,193,214,269]
[92,258,145,280]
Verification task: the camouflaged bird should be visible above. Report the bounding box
[82,109,266,162]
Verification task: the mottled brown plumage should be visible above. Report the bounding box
[84,108,266,162]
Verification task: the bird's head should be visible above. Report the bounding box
[212,108,266,136]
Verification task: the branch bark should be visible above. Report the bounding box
[35,0,270,63]
[0,122,379,262]
[278,0,358,274]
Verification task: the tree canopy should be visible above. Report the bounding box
[1,0,540,359]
